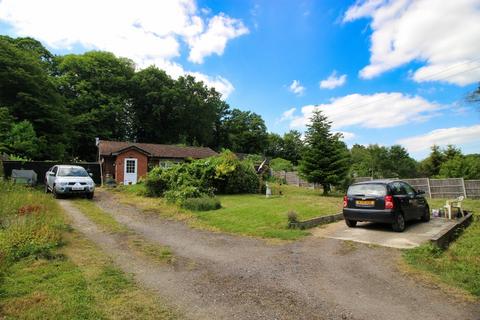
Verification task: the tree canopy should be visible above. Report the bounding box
[298,110,350,194]
[1,35,477,182]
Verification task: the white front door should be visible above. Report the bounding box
[124,158,138,185]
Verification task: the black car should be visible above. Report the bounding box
[342,180,430,232]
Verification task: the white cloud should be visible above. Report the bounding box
[289,80,305,96]
[334,131,356,140]
[319,71,347,89]
[344,0,480,85]
[187,71,235,97]
[398,125,480,152]
[186,14,248,64]
[279,107,296,122]
[0,0,247,97]
[289,92,441,129]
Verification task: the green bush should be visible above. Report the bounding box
[287,211,299,228]
[223,161,260,194]
[270,158,293,172]
[182,197,221,211]
[164,185,206,205]
[144,167,169,197]
[144,151,260,198]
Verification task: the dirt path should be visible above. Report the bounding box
[58,191,480,320]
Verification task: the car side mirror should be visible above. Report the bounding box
[416,189,425,195]
[48,172,55,176]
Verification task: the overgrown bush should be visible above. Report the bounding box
[221,161,260,194]
[144,151,260,200]
[182,197,221,211]
[144,167,170,196]
[164,185,206,205]
[270,158,294,172]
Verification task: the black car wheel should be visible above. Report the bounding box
[392,213,405,232]
[86,192,94,200]
[345,219,357,228]
[421,205,430,222]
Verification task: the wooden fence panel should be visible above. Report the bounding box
[403,178,431,198]
[273,171,479,198]
[353,177,373,183]
[429,178,465,198]
[465,180,480,199]
[272,170,315,188]
[285,171,300,186]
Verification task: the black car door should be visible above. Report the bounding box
[401,182,419,219]
[390,182,414,219]
[410,184,428,218]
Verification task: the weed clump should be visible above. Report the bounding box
[0,181,65,263]
[181,197,221,211]
[287,211,299,228]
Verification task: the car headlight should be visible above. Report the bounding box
[58,181,68,186]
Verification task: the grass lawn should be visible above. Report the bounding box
[0,181,179,319]
[114,184,342,240]
[404,198,480,297]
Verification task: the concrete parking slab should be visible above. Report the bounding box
[311,217,456,249]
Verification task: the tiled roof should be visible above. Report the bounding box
[98,140,217,159]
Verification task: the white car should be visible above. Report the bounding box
[45,165,95,199]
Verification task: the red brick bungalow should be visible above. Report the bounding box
[97,140,217,185]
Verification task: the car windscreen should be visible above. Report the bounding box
[347,184,387,197]
[57,167,89,177]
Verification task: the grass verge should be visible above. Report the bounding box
[0,181,179,319]
[403,198,480,297]
[112,184,342,240]
[72,199,173,263]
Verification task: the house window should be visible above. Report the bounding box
[159,160,174,168]
[126,160,136,173]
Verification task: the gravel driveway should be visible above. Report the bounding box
[58,190,480,320]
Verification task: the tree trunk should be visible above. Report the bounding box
[322,183,330,196]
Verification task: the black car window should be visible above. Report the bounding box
[52,166,58,174]
[401,182,415,195]
[390,182,406,195]
[347,184,387,196]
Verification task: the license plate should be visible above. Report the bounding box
[356,200,374,206]
[72,186,84,191]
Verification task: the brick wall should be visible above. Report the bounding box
[114,149,148,184]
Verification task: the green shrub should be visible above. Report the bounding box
[143,151,260,198]
[270,158,294,172]
[223,161,260,194]
[144,167,169,197]
[164,185,206,205]
[182,197,221,211]
[287,211,299,228]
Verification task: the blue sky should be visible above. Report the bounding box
[1,0,479,159]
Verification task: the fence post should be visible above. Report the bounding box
[426,178,432,198]
[461,177,467,198]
